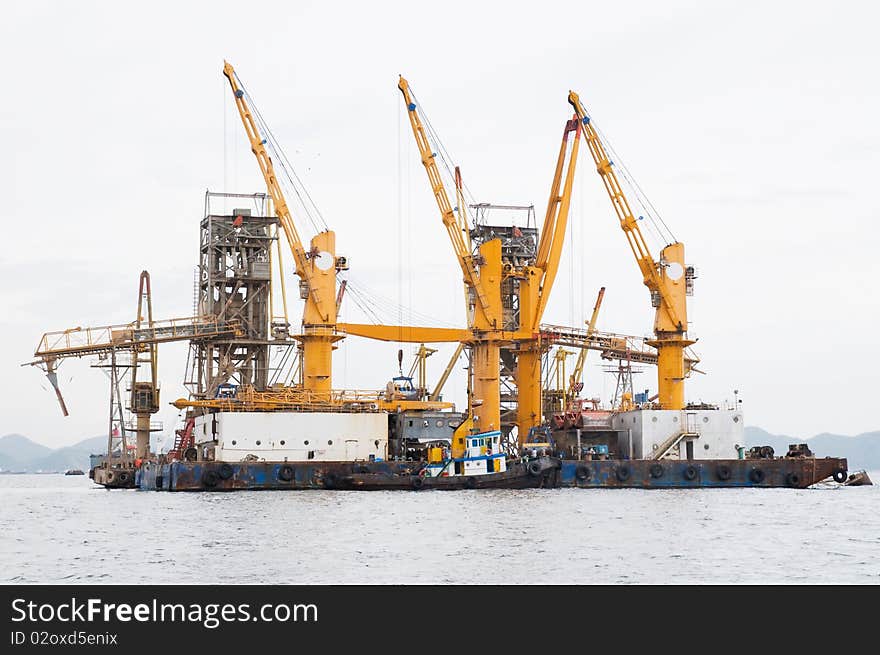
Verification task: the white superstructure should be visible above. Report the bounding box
[193,411,388,463]
[611,408,743,460]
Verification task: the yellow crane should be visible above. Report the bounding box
[569,286,605,397]
[513,117,581,439]
[341,79,579,448]
[223,61,346,395]
[398,76,504,446]
[568,92,695,410]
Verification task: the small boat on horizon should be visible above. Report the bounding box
[64,469,85,476]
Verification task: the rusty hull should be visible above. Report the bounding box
[123,455,848,491]
[556,457,848,489]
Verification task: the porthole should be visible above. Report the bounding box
[280,440,286,446]
[733,416,740,423]
[652,417,658,423]
[231,440,237,446]
[672,416,678,423]
[256,440,261,446]
[704,444,710,450]
[703,417,709,423]
[328,440,333,445]
[436,419,444,427]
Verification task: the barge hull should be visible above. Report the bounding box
[132,456,848,491]
[556,457,848,489]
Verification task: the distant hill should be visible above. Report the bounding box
[745,427,880,470]
[0,433,52,470]
[0,434,105,473]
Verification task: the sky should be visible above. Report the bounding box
[1,0,877,448]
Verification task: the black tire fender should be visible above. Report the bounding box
[219,463,234,480]
[465,476,477,489]
[575,464,591,481]
[683,465,698,481]
[323,472,337,489]
[749,467,765,484]
[202,470,219,488]
[411,476,424,490]
[278,465,294,482]
[785,472,801,487]
[117,471,130,484]
[528,461,542,477]
[615,465,631,482]
[649,463,664,479]
[716,465,731,481]
[832,468,847,483]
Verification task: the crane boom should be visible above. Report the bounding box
[222,62,332,322]
[531,116,582,329]
[224,61,343,393]
[567,92,683,329]
[570,286,605,394]
[567,91,694,409]
[397,76,492,317]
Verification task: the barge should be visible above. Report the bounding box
[124,404,848,492]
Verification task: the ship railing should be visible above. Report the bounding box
[175,385,390,413]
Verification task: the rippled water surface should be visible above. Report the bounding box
[2,474,878,584]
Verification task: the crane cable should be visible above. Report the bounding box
[340,278,459,328]
[407,85,480,225]
[232,71,329,235]
[576,102,677,247]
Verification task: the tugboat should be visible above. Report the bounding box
[337,428,559,490]
[64,469,85,476]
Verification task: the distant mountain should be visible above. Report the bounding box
[745,426,880,470]
[0,434,105,473]
[0,433,52,470]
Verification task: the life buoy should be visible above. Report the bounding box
[649,463,664,479]
[749,467,765,484]
[528,461,542,477]
[575,464,591,481]
[785,472,801,487]
[411,476,424,490]
[219,463,234,480]
[465,476,478,489]
[832,469,847,483]
[278,465,294,482]
[683,465,698,481]
[202,470,219,488]
[616,465,631,482]
[716,465,731,481]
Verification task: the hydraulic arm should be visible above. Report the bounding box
[568,91,694,409]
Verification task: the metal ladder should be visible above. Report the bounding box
[652,431,700,460]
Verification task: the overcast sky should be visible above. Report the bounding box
[2,0,877,448]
